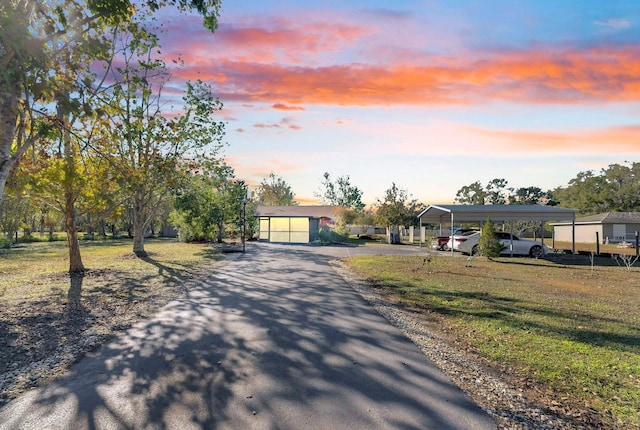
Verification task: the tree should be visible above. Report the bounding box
[375,183,409,227]
[550,162,640,215]
[455,181,487,205]
[486,178,509,204]
[600,162,640,212]
[171,162,248,243]
[509,186,548,205]
[256,173,297,205]
[97,15,225,256]
[375,183,418,243]
[24,109,121,272]
[0,187,31,246]
[0,0,222,210]
[477,218,504,259]
[455,178,510,205]
[211,170,247,244]
[315,172,365,212]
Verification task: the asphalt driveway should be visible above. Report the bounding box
[0,242,495,429]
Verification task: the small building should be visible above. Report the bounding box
[553,212,640,244]
[256,205,342,243]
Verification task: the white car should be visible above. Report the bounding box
[458,231,550,258]
[436,228,478,251]
[447,229,480,251]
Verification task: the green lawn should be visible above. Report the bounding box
[0,238,222,302]
[343,253,640,429]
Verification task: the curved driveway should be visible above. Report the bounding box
[0,242,495,429]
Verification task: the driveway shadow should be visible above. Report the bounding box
[0,242,494,430]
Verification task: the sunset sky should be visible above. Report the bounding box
[158,0,640,206]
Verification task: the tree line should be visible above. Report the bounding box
[255,160,640,238]
[255,172,425,233]
[453,161,640,215]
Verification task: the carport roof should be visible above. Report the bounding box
[417,204,577,224]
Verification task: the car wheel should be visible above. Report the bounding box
[471,245,479,255]
[442,243,449,251]
[529,245,543,258]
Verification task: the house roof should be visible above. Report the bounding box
[417,204,577,224]
[554,212,640,225]
[256,205,342,218]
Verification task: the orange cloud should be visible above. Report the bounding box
[380,121,640,156]
[273,103,305,111]
[173,45,640,106]
[480,124,640,154]
[341,116,640,158]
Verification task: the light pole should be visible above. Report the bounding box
[242,196,247,252]
[241,188,252,253]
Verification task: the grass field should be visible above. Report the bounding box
[343,253,640,429]
[0,238,222,302]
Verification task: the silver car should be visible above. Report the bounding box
[458,231,549,258]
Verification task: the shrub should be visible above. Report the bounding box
[317,226,347,244]
[477,218,504,258]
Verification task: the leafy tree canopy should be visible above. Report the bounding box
[553,162,640,214]
[315,172,365,212]
[455,181,487,205]
[455,178,553,206]
[256,173,297,206]
[0,0,222,208]
[375,183,420,227]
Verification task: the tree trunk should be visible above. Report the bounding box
[132,202,146,256]
[60,105,84,274]
[0,86,20,211]
[0,159,10,213]
[217,220,224,243]
[65,205,85,273]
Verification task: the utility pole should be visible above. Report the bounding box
[242,188,252,252]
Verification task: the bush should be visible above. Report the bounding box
[0,236,10,249]
[477,218,505,258]
[317,227,347,244]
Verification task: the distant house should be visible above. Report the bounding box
[256,205,342,243]
[552,212,640,244]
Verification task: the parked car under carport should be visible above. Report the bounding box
[417,204,577,254]
[435,228,478,251]
[458,231,550,257]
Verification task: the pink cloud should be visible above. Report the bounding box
[162,16,371,65]
[252,117,302,130]
[159,13,640,107]
[169,45,640,106]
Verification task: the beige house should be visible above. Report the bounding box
[552,212,640,244]
[256,205,342,243]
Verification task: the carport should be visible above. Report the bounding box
[417,204,577,254]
